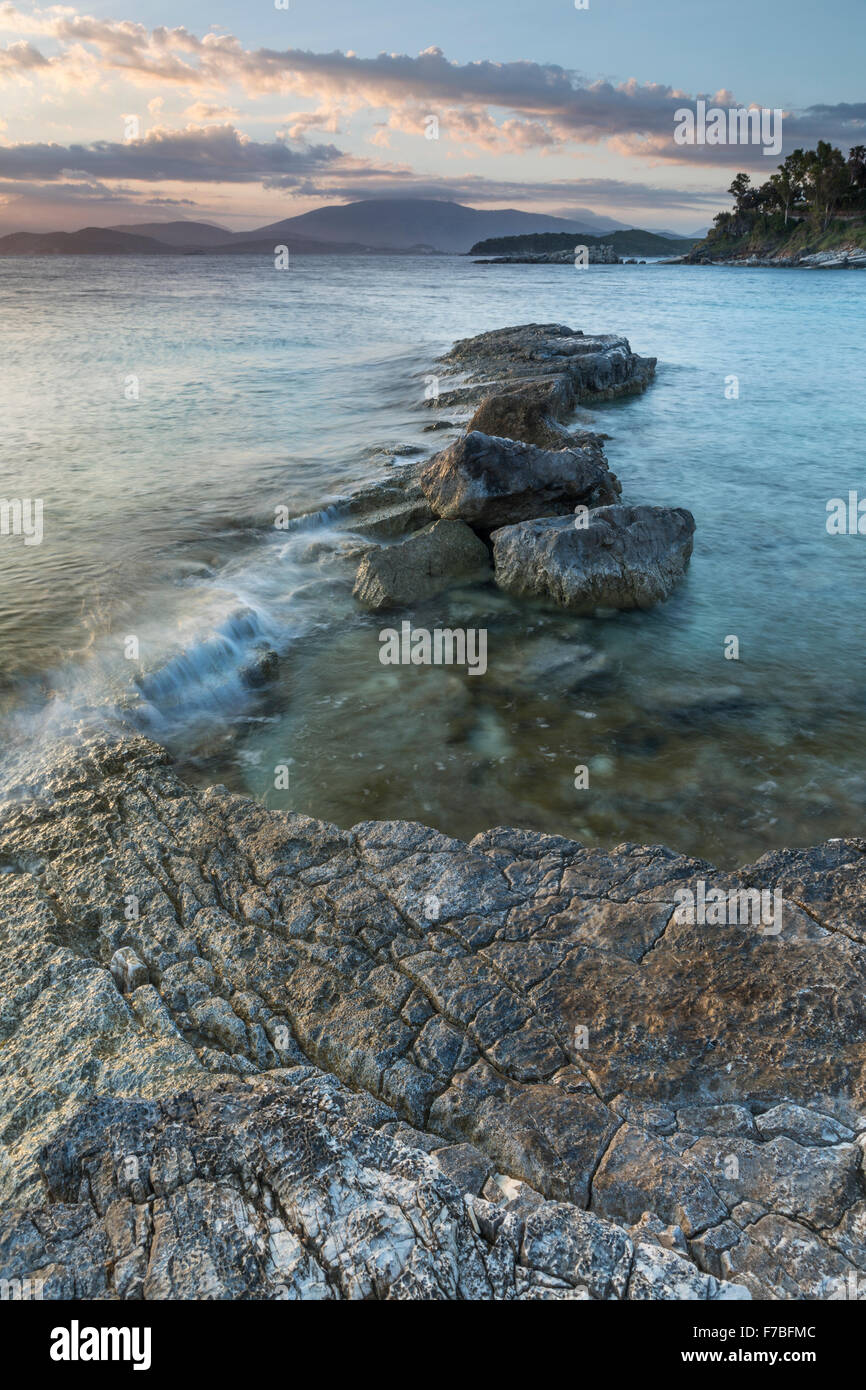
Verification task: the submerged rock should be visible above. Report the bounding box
[352,518,491,610]
[239,644,279,688]
[420,430,620,530]
[491,505,696,612]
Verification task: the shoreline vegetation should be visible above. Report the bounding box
[684,142,866,267]
[2,322,865,1302]
[469,228,694,262]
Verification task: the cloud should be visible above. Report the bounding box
[0,38,48,70]
[0,123,345,183]
[184,101,240,123]
[0,7,861,166]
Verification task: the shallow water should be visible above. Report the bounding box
[1,253,864,864]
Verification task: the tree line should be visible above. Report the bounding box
[717,143,866,237]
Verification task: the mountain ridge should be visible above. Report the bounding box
[0,199,684,257]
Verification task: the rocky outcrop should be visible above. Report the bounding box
[419,430,620,530]
[1,728,865,1299]
[351,519,491,610]
[0,1072,749,1301]
[686,243,866,270]
[464,379,583,448]
[491,505,696,612]
[475,245,620,265]
[431,323,656,414]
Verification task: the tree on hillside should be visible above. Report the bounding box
[805,141,850,230]
[710,142,865,244]
[846,145,866,206]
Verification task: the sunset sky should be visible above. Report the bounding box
[1,0,863,234]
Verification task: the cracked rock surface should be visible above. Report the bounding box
[1,728,865,1299]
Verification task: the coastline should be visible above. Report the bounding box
[2,322,865,1302]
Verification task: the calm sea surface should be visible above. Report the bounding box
[1,253,864,864]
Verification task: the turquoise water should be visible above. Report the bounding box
[1,253,864,863]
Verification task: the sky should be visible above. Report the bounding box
[0,0,864,234]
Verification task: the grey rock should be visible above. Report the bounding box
[347,498,437,541]
[464,379,596,449]
[682,1135,861,1230]
[676,1104,757,1139]
[592,1124,728,1237]
[755,1102,855,1147]
[0,726,865,1299]
[628,1241,750,1301]
[440,323,656,407]
[352,519,491,611]
[491,505,696,612]
[238,645,278,689]
[420,430,620,529]
[109,947,148,994]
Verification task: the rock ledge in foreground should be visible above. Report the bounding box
[1,728,865,1300]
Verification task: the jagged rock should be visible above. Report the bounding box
[476,245,620,266]
[438,323,656,408]
[347,498,436,540]
[592,1124,728,1236]
[352,519,491,610]
[491,505,695,612]
[682,1134,861,1230]
[628,1240,750,1300]
[0,1073,746,1301]
[109,947,148,995]
[0,728,865,1299]
[419,430,620,530]
[755,1103,855,1147]
[465,381,580,449]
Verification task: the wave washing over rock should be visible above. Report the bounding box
[1,325,864,1303]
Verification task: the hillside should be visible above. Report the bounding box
[686,214,866,264]
[109,219,234,246]
[688,146,866,266]
[238,199,627,253]
[0,227,175,255]
[470,229,694,258]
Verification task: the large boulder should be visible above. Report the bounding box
[419,430,620,530]
[465,379,576,448]
[491,504,695,612]
[439,323,656,406]
[352,518,491,611]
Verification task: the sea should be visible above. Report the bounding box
[1,252,864,865]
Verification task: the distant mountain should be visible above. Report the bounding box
[233,199,613,253]
[545,207,633,234]
[0,202,697,259]
[109,219,234,246]
[0,227,175,255]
